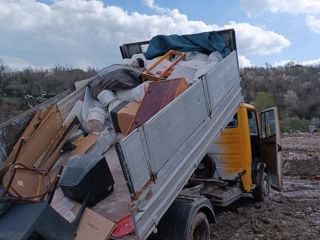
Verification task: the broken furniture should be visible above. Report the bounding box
[0,167,87,240]
[1,164,54,203]
[60,155,114,206]
[0,106,80,176]
[141,50,186,82]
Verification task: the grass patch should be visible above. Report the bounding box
[280,118,312,133]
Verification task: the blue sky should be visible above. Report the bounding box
[1,0,320,69]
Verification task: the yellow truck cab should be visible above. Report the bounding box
[208,103,282,200]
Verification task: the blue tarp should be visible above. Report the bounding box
[144,31,230,60]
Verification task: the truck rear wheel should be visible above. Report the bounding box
[187,212,210,240]
[253,172,270,201]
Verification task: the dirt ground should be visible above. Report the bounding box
[210,133,320,240]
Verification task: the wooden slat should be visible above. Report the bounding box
[40,116,80,171]
[14,107,62,168]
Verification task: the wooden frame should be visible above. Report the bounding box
[141,50,186,82]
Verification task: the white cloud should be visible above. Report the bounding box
[238,55,252,68]
[241,0,320,15]
[306,16,320,34]
[274,58,320,67]
[0,0,290,69]
[222,22,290,56]
[301,58,320,66]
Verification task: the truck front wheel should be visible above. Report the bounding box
[187,212,210,240]
[253,172,270,201]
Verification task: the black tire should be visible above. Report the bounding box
[187,212,210,240]
[253,172,270,201]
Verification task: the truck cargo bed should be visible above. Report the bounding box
[117,49,243,239]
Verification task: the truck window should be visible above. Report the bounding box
[247,110,258,136]
[226,113,238,128]
[261,110,276,138]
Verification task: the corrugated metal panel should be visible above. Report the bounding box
[205,51,239,106]
[144,81,208,174]
[118,50,243,239]
[120,130,151,194]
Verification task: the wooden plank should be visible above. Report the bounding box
[40,116,80,171]
[34,126,66,169]
[141,50,186,82]
[48,133,99,177]
[13,107,62,168]
[2,111,42,167]
[70,134,99,156]
[74,78,91,90]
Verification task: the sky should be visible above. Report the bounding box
[1,0,320,70]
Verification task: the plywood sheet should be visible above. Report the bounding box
[14,107,62,168]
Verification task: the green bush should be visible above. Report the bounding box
[280,118,312,133]
[253,91,275,110]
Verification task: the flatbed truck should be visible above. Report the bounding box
[0,29,282,240]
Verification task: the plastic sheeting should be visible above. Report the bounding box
[144,31,230,60]
[89,64,143,98]
[116,81,151,103]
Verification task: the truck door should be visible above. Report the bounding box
[260,107,282,190]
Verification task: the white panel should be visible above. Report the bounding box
[133,81,243,239]
[144,81,208,173]
[121,131,151,193]
[205,51,239,105]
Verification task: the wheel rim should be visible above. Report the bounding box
[193,223,208,240]
[263,177,270,198]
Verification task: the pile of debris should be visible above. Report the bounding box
[0,31,229,240]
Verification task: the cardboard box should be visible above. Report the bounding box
[51,190,115,240]
[110,101,139,135]
[117,102,140,135]
[75,208,115,240]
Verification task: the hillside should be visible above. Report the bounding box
[0,61,96,122]
[241,63,320,131]
[1,61,319,132]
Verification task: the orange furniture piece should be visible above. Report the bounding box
[141,50,186,82]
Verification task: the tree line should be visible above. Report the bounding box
[0,60,96,122]
[241,63,320,132]
[1,59,319,132]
